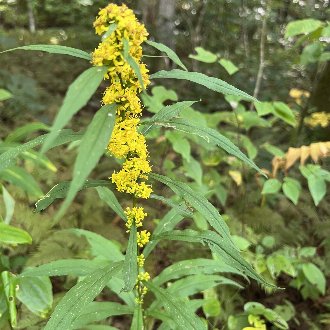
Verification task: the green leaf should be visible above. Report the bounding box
[0,223,32,245]
[302,263,326,294]
[130,304,143,330]
[272,102,296,127]
[5,122,50,143]
[102,23,117,40]
[166,131,191,162]
[150,173,232,242]
[153,119,263,174]
[1,185,15,224]
[21,150,57,172]
[141,86,178,113]
[285,19,323,38]
[21,259,110,277]
[150,194,194,218]
[123,38,145,89]
[96,186,126,221]
[300,42,323,65]
[282,177,301,205]
[219,59,239,75]
[262,143,285,157]
[308,175,326,206]
[320,51,330,62]
[0,130,83,173]
[232,235,251,251]
[255,101,274,116]
[16,276,52,317]
[122,225,138,292]
[183,157,203,185]
[1,271,17,327]
[56,104,116,220]
[262,179,281,195]
[0,88,13,101]
[153,258,240,286]
[70,229,124,262]
[1,44,91,60]
[72,302,132,329]
[150,69,256,101]
[145,281,206,330]
[44,262,122,330]
[153,229,272,287]
[0,166,43,197]
[146,40,187,71]
[189,47,217,63]
[42,66,107,153]
[141,100,197,135]
[35,179,110,212]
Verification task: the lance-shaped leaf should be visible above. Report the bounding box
[150,173,232,243]
[21,259,110,277]
[42,66,107,153]
[145,281,206,330]
[151,69,256,101]
[44,262,123,330]
[146,40,187,71]
[72,302,133,329]
[152,119,262,174]
[141,100,197,135]
[1,271,17,327]
[35,179,110,212]
[56,104,116,220]
[122,225,138,292]
[0,223,32,245]
[1,44,91,60]
[130,304,143,330]
[0,130,83,172]
[153,229,273,288]
[96,186,126,221]
[5,122,50,143]
[2,185,15,224]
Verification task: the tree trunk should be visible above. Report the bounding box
[27,0,36,33]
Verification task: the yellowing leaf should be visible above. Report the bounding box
[229,170,242,186]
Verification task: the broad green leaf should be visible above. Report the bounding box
[1,185,15,224]
[300,42,323,65]
[0,166,43,197]
[285,19,323,38]
[153,258,241,286]
[240,135,257,159]
[232,235,251,251]
[16,276,52,317]
[5,122,50,143]
[1,271,17,327]
[56,104,116,220]
[35,179,110,212]
[123,38,144,89]
[262,179,281,195]
[189,47,217,63]
[282,177,301,205]
[1,44,91,60]
[143,209,184,258]
[70,229,124,262]
[42,66,107,153]
[150,194,193,217]
[122,225,138,292]
[96,186,126,221]
[0,130,83,173]
[141,86,178,113]
[153,229,272,287]
[266,254,296,278]
[262,143,285,157]
[102,23,117,40]
[166,131,191,162]
[0,223,32,245]
[203,296,221,318]
[44,262,122,330]
[302,263,326,294]
[152,120,263,174]
[107,277,135,307]
[150,173,232,242]
[241,112,271,130]
[21,259,110,277]
[151,69,256,101]
[72,302,132,329]
[146,40,187,71]
[145,281,206,330]
[255,101,274,116]
[141,100,197,135]
[308,175,326,206]
[219,59,239,75]
[0,88,12,101]
[272,102,296,127]
[183,157,203,185]
[130,304,143,330]
[167,274,242,297]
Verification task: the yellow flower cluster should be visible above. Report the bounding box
[305,112,330,128]
[92,3,152,305]
[243,315,266,330]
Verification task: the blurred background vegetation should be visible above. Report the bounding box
[0,0,330,329]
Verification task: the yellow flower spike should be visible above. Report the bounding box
[137,272,151,282]
[124,207,147,229]
[137,254,145,268]
[137,230,151,247]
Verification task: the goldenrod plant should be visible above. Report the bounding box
[0,3,281,329]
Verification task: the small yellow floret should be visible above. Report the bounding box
[137,230,150,247]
